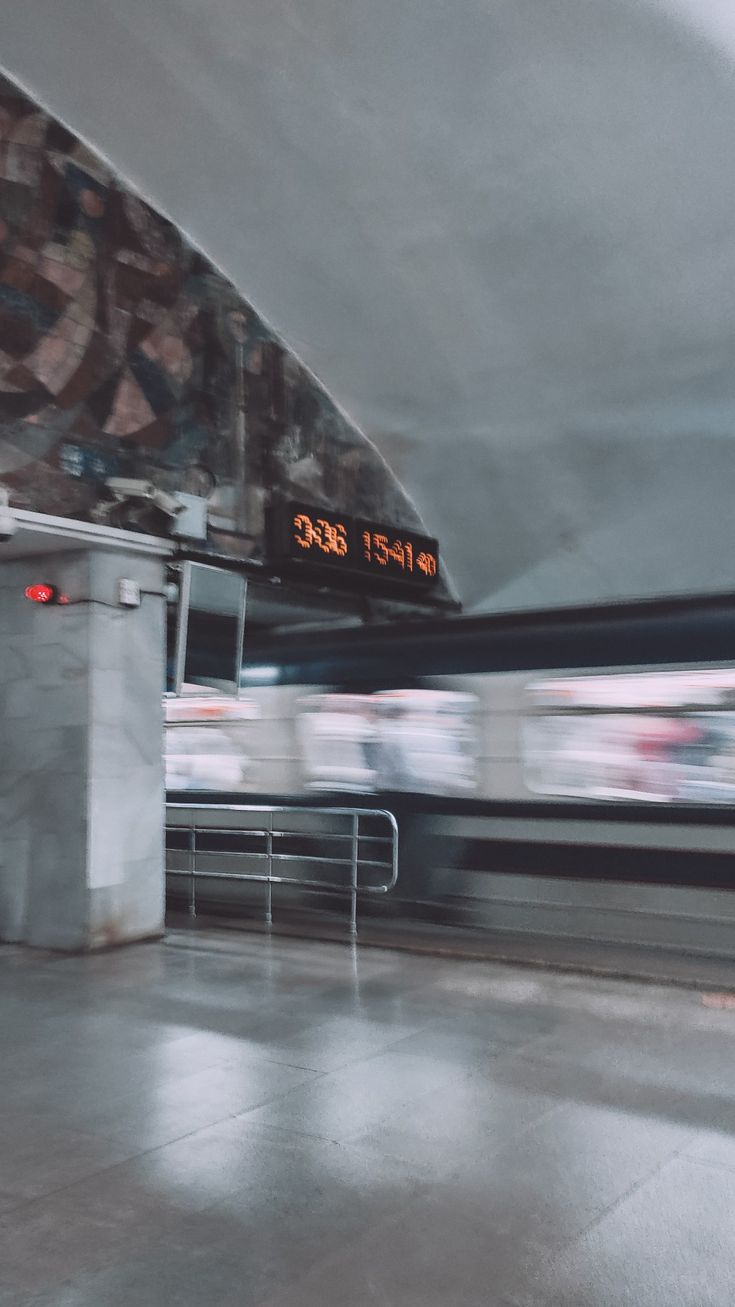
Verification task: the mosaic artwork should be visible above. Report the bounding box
[0,72,424,564]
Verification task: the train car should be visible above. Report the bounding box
[166,594,735,961]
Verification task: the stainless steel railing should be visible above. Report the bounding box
[165,802,399,936]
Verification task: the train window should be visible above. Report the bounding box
[298,689,478,795]
[524,669,735,803]
[164,694,259,791]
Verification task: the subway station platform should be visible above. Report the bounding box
[1,932,734,1306]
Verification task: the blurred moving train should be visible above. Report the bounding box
[166,595,735,962]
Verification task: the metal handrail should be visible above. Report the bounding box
[165,802,398,936]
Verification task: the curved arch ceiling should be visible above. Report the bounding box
[4,0,735,612]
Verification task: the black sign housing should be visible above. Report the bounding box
[268,503,440,592]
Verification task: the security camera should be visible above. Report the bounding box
[150,488,184,518]
[104,477,183,520]
[105,477,156,500]
[0,488,17,542]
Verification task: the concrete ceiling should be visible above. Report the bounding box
[4,0,735,612]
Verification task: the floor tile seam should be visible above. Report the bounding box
[0,1071,337,1221]
[24,1085,230,1131]
[475,1031,567,1067]
[193,1141,431,1234]
[58,1038,328,1077]
[0,1190,31,1220]
[28,1038,326,1080]
[2,1113,384,1254]
[484,1046,709,1113]
[157,1061,331,1125]
[335,1076,572,1179]
[218,1006,441,1065]
[540,1131,701,1259]
[241,1037,472,1116]
[278,1022,443,1076]
[0,1110,284,1228]
[234,1071,559,1155]
[216,1052,326,1073]
[507,1078,727,1135]
[234,1057,480,1149]
[60,1051,327,1120]
[388,1138,677,1307]
[348,1058,483,1123]
[232,1116,346,1146]
[388,1014,552,1049]
[390,1096,568,1185]
[491,1039,643,1075]
[259,1057,326,1072]
[679,1152,735,1178]
[7,1021,431,1080]
[265,1019,585,1134]
[503,1011,735,1052]
[479,1045,626,1097]
[462,1044,577,1095]
[0,1120,237,1223]
[248,1174,441,1307]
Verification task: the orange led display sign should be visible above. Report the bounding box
[292,512,348,558]
[269,503,440,590]
[361,528,437,579]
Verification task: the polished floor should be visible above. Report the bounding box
[1,932,734,1306]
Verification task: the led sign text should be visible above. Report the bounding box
[269,503,439,589]
[361,530,437,578]
[293,513,348,558]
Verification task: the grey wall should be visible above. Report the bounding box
[4,0,735,610]
[0,548,166,948]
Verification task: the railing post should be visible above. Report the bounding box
[165,802,398,940]
[189,823,197,920]
[265,811,273,927]
[350,811,359,937]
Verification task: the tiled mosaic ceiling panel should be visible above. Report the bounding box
[0,73,422,559]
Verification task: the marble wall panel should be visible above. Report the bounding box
[25,825,89,951]
[0,547,166,948]
[85,551,165,921]
[0,836,30,940]
[89,858,164,947]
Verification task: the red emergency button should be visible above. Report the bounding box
[25,584,65,605]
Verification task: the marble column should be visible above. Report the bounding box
[0,546,166,949]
